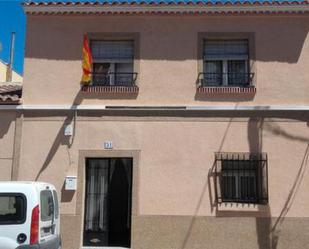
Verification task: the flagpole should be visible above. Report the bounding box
[6,32,15,82]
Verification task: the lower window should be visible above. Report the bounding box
[215,152,268,204]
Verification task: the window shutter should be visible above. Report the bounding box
[204,40,248,60]
[91,41,134,60]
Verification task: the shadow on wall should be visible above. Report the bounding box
[0,117,13,139]
[270,144,309,248]
[61,181,75,203]
[247,117,272,249]
[34,92,83,181]
[79,92,138,100]
[180,116,234,249]
[250,119,309,249]
[195,92,256,102]
[265,121,309,248]
[204,117,309,249]
[25,16,308,63]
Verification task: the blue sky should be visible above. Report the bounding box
[0,0,26,75]
[0,0,92,75]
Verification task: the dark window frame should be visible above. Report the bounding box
[202,39,251,87]
[0,193,27,225]
[214,152,268,205]
[90,39,136,87]
[197,32,256,88]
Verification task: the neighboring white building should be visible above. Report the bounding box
[0,59,23,83]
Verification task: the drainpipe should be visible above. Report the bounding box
[6,32,15,82]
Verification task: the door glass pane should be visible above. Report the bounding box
[109,158,132,247]
[91,41,134,60]
[204,40,249,60]
[204,60,222,86]
[228,60,247,86]
[92,63,111,85]
[115,63,134,86]
[85,159,109,233]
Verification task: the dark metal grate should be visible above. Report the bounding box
[214,152,268,205]
[198,73,254,87]
[91,72,138,86]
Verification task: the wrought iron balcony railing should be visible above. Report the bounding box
[198,73,254,87]
[91,72,138,86]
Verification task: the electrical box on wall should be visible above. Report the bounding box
[65,176,77,190]
[64,124,73,136]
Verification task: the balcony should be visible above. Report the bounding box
[81,72,138,93]
[197,73,256,94]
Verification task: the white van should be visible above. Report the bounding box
[0,182,61,249]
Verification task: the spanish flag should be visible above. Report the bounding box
[81,34,93,84]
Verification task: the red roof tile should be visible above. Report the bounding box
[23,1,309,6]
[0,84,22,105]
[23,0,309,15]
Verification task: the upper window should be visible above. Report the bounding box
[0,194,26,224]
[91,40,137,86]
[214,152,268,205]
[202,40,253,87]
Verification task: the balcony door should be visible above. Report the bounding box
[83,158,132,248]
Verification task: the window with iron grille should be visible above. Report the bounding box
[91,40,137,86]
[214,152,268,204]
[202,40,253,87]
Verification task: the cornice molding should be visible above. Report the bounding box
[23,4,309,15]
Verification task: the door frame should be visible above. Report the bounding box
[76,150,140,249]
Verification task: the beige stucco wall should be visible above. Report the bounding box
[0,61,23,83]
[23,15,309,106]
[15,112,308,249]
[0,112,16,180]
[18,113,309,218]
[15,12,309,249]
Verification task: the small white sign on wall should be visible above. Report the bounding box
[104,141,113,149]
[65,176,77,191]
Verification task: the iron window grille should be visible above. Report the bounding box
[90,40,137,86]
[199,39,254,87]
[214,152,268,205]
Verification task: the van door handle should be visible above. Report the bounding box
[17,233,27,244]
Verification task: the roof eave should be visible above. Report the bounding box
[23,4,309,15]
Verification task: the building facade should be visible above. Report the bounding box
[0,1,309,249]
[0,59,23,83]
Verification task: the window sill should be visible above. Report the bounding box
[197,86,256,94]
[81,85,139,94]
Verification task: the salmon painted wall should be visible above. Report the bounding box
[0,112,16,180]
[18,115,309,218]
[22,15,309,105]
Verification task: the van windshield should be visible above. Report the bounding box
[0,194,26,224]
